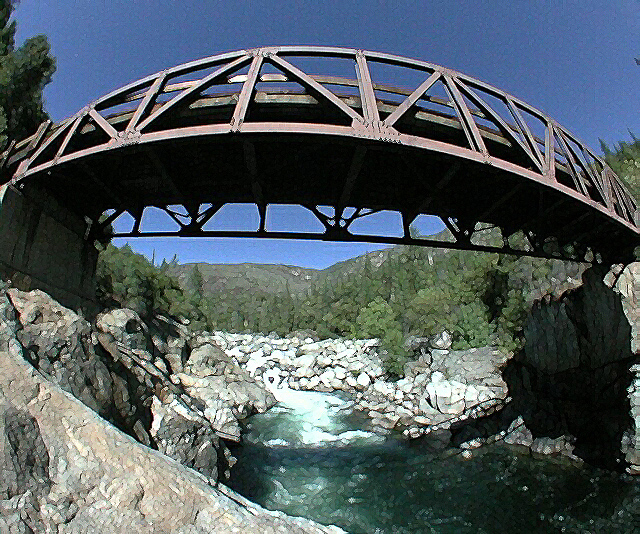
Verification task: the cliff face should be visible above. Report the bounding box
[0,348,343,534]
[612,263,640,473]
[499,264,640,471]
[0,282,342,533]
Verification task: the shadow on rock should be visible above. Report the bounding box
[450,266,639,472]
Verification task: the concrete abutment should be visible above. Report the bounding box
[0,184,98,314]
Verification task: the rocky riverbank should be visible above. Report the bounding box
[207,330,510,439]
[2,261,640,532]
[0,282,344,533]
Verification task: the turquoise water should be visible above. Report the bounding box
[227,390,640,533]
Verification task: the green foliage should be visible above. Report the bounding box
[96,243,204,326]
[449,301,495,349]
[601,133,640,201]
[350,296,407,376]
[98,232,576,377]
[182,238,570,376]
[0,1,56,149]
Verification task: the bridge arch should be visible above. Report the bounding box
[1,46,638,281]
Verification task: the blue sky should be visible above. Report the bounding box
[14,0,640,268]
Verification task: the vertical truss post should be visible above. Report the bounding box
[355,52,380,125]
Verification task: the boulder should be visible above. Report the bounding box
[293,352,317,369]
[425,372,467,415]
[429,330,452,350]
[320,369,336,388]
[95,308,149,350]
[356,372,371,389]
[185,342,229,374]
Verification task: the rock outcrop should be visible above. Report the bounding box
[472,265,640,470]
[0,348,344,533]
[611,263,640,473]
[0,283,277,485]
[0,281,344,532]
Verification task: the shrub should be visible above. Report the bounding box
[96,243,202,324]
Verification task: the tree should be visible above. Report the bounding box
[96,243,203,323]
[600,133,640,201]
[0,1,56,150]
[351,296,407,377]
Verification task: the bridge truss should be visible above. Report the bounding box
[1,46,638,261]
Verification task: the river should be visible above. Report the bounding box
[227,388,640,533]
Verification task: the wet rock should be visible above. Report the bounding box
[504,416,534,448]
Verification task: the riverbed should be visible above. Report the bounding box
[227,389,640,533]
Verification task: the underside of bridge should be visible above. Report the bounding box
[1,47,639,308]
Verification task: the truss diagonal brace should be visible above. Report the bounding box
[267,54,363,124]
[384,71,440,127]
[355,53,380,124]
[231,55,264,132]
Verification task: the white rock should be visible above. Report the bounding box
[431,371,445,383]
[293,365,314,378]
[334,366,347,380]
[373,380,392,395]
[347,360,366,372]
[397,378,414,393]
[427,377,467,415]
[429,330,452,350]
[320,369,336,387]
[330,378,343,390]
[363,339,379,350]
[298,342,320,354]
[270,349,285,361]
[357,372,371,388]
[464,385,480,405]
[227,347,244,360]
[336,348,357,360]
[246,352,268,377]
[293,353,316,369]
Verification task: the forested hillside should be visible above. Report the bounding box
[97,237,584,376]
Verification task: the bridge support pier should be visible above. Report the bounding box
[0,184,98,314]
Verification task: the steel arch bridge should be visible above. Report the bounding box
[1,46,638,261]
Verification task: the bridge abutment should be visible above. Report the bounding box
[0,184,98,314]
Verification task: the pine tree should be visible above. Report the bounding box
[600,133,640,200]
[0,1,56,150]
